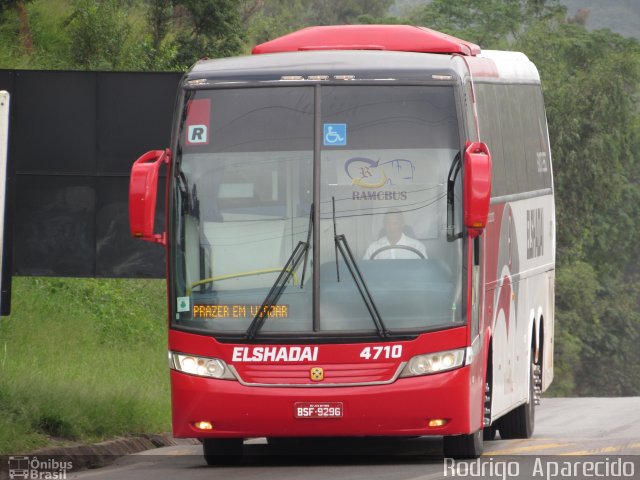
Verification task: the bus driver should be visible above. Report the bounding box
[363,210,427,260]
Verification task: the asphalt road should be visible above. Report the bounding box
[70,398,639,480]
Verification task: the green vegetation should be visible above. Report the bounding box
[0,0,397,71]
[561,0,640,40]
[0,277,168,454]
[0,0,639,453]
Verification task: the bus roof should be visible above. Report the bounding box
[189,50,468,83]
[251,25,481,56]
[187,26,540,85]
[188,50,540,85]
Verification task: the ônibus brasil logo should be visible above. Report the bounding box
[7,456,72,479]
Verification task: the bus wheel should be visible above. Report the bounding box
[442,430,483,459]
[202,438,243,466]
[497,350,536,439]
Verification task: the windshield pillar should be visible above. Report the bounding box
[313,84,321,332]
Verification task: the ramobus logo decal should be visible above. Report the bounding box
[345,157,415,200]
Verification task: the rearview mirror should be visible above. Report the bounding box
[129,149,170,245]
[463,142,492,238]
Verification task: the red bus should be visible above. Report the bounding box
[129,25,555,462]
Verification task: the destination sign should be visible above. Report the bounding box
[192,304,289,319]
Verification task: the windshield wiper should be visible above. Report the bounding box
[447,152,463,242]
[245,241,308,340]
[332,197,389,338]
[299,203,314,288]
[245,204,313,340]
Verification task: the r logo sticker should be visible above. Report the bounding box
[185,98,210,146]
[188,125,208,144]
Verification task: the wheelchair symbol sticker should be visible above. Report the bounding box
[323,123,347,146]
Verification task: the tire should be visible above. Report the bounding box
[202,438,243,466]
[443,429,483,459]
[483,425,497,440]
[497,351,535,439]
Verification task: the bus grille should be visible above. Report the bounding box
[231,362,403,386]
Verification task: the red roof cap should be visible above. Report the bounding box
[252,25,481,56]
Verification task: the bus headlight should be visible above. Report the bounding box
[399,348,468,377]
[169,352,236,380]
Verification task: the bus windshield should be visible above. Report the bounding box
[172,84,464,337]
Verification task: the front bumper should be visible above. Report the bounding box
[171,365,474,438]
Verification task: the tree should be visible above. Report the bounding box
[145,0,172,55]
[172,0,245,66]
[243,0,398,46]
[413,0,565,48]
[142,0,178,69]
[307,0,394,26]
[243,0,309,45]
[65,0,134,70]
[0,0,34,55]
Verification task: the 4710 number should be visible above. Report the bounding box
[359,345,402,360]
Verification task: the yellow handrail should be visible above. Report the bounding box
[188,268,299,294]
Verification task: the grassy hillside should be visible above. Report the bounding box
[0,277,170,454]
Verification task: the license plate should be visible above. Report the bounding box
[294,402,343,418]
